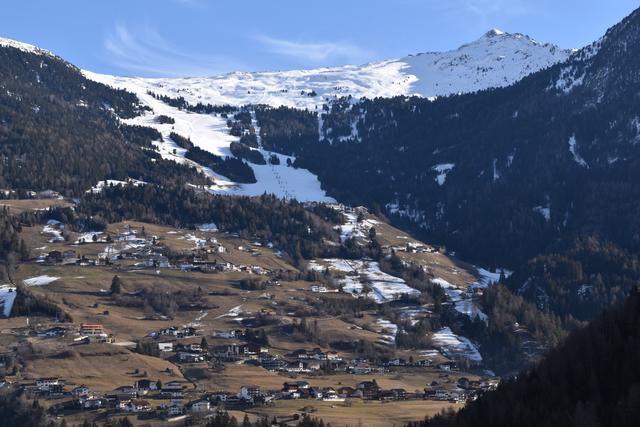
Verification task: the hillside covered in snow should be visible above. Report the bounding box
[77,30,570,201]
[84,30,571,110]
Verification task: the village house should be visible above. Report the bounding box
[322,388,344,402]
[158,342,173,352]
[178,352,205,363]
[36,378,65,392]
[134,379,158,394]
[120,399,151,413]
[357,381,380,400]
[238,385,261,402]
[212,329,241,339]
[337,386,356,398]
[212,343,267,361]
[72,385,90,398]
[348,361,373,375]
[113,385,138,401]
[162,381,185,397]
[190,399,211,413]
[259,355,286,371]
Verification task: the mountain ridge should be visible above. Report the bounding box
[80,29,571,111]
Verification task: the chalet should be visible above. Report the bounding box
[322,388,344,402]
[36,378,65,392]
[113,385,138,401]
[260,355,286,370]
[284,361,309,373]
[222,395,245,408]
[212,330,240,339]
[167,402,184,417]
[414,358,432,367]
[209,391,232,402]
[81,396,106,410]
[79,323,105,336]
[121,399,151,413]
[349,362,373,375]
[424,387,449,401]
[72,385,90,397]
[212,343,267,361]
[134,379,158,394]
[379,390,396,401]
[158,342,173,352]
[37,190,61,199]
[386,358,407,367]
[162,381,185,394]
[326,351,341,361]
[390,388,407,400]
[337,386,355,398]
[176,343,202,353]
[311,285,328,293]
[190,399,210,413]
[357,381,380,400]
[178,352,205,363]
[238,385,261,402]
[437,362,456,372]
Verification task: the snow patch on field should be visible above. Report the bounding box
[375,319,399,345]
[432,278,487,321]
[23,275,60,286]
[308,259,418,303]
[533,205,551,221]
[197,223,218,232]
[74,232,103,244]
[0,285,17,317]
[568,134,589,168]
[431,327,482,363]
[333,208,380,242]
[432,163,455,186]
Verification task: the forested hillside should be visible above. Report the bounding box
[251,7,640,321]
[409,288,640,427]
[0,44,210,195]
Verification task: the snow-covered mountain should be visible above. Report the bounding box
[76,30,571,202]
[86,30,572,110]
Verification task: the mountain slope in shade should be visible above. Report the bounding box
[85,30,571,110]
[409,288,640,427]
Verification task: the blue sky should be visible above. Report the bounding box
[1,0,638,77]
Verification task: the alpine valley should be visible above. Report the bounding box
[0,6,639,427]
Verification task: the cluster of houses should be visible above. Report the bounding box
[24,372,500,417]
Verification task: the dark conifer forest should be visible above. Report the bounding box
[408,288,640,427]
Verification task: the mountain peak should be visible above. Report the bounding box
[484,28,506,37]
